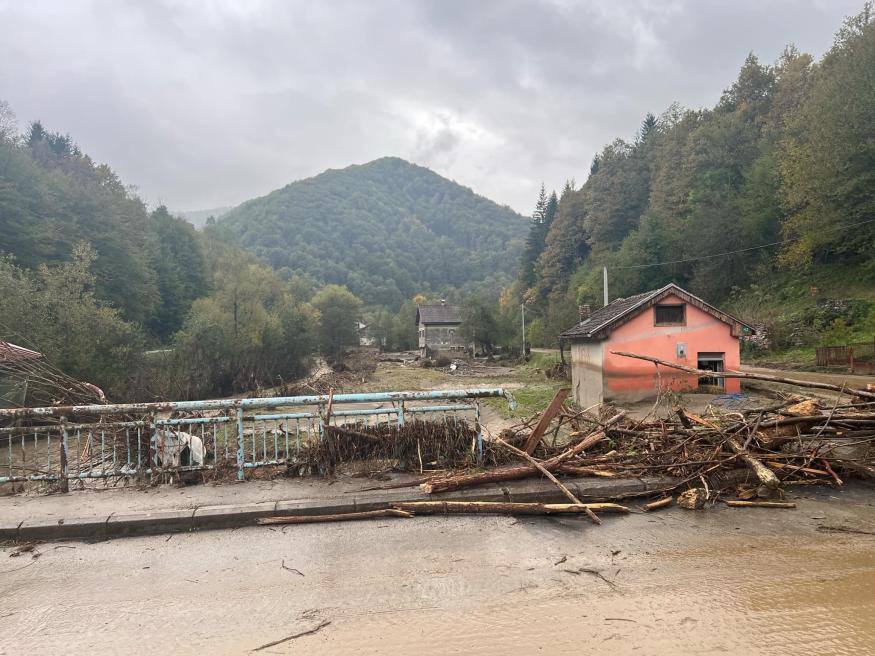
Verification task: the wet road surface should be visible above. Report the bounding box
[2,484,875,655]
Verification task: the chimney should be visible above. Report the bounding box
[579,304,591,322]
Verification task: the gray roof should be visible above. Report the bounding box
[560,283,754,340]
[416,304,462,325]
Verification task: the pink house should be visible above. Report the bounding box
[560,284,754,408]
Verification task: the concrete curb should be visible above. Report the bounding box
[0,473,733,542]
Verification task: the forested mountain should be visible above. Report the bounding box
[0,121,207,339]
[0,115,316,400]
[214,157,527,308]
[515,6,875,347]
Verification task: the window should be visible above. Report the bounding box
[655,304,685,326]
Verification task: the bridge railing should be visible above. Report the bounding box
[0,388,512,486]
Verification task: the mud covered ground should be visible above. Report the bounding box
[3,483,874,655]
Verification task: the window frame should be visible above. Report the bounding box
[654,303,686,326]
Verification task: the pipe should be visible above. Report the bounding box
[0,388,510,419]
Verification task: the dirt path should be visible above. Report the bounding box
[741,364,875,388]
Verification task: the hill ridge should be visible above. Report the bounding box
[215,157,526,308]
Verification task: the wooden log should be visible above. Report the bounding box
[422,411,628,494]
[523,387,570,453]
[836,460,875,479]
[724,438,780,489]
[392,501,629,516]
[674,406,692,429]
[696,425,781,490]
[725,500,796,509]
[643,496,673,512]
[257,509,412,525]
[496,436,601,525]
[610,350,875,399]
[556,464,618,478]
[765,461,831,477]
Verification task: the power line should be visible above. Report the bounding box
[611,217,875,270]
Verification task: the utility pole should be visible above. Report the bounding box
[521,303,526,360]
[603,266,609,306]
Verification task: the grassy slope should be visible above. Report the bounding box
[733,262,875,369]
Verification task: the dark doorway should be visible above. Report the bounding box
[697,352,725,389]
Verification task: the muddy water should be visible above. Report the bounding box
[3,490,875,656]
[296,534,875,655]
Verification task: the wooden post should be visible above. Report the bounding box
[523,387,570,453]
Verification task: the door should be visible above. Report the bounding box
[697,352,725,389]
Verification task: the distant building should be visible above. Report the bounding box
[416,302,465,358]
[560,284,753,408]
[356,321,378,347]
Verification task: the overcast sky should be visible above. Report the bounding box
[0,0,864,215]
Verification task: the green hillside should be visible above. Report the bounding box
[513,6,875,353]
[214,157,527,308]
[0,121,208,339]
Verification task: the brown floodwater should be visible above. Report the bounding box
[2,485,875,655]
[294,532,875,656]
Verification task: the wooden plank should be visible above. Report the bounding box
[257,509,412,525]
[725,500,796,509]
[523,387,570,453]
[392,501,628,515]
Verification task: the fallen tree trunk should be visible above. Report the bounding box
[495,436,601,525]
[555,464,618,478]
[712,433,781,489]
[422,411,627,494]
[257,509,412,525]
[610,351,875,399]
[392,501,629,516]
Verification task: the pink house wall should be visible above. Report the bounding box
[601,293,741,400]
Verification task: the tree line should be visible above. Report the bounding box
[508,5,875,348]
[0,109,366,401]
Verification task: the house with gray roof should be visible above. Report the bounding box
[415,302,466,358]
[560,284,753,407]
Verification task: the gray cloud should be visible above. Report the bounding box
[0,0,863,214]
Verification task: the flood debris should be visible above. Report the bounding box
[257,509,412,525]
[255,354,875,528]
[252,619,331,652]
[724,500,796,509]
[677,488,708,510]
[299,417,514,475]
[642,496,674,512]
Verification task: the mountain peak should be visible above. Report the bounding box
[216,160,526,308]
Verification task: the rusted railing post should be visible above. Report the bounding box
[236,408,245,481]
[59,416,69,493]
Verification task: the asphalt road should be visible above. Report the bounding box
[3,484,875,655]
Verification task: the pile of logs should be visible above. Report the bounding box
[257,352,875,527]
[424,354,875,507]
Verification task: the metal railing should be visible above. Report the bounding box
[0,388,511,486]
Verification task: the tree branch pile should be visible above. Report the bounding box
[420,359,875,501]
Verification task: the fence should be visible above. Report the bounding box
[816,339,875,374]
[0,388,512,486]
